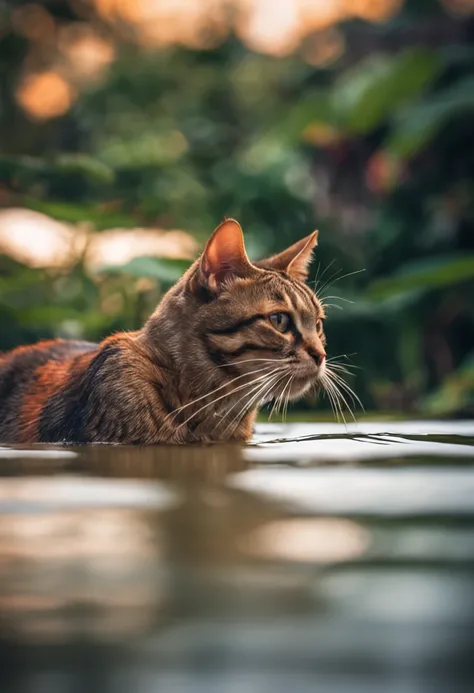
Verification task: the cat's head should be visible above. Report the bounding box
[180,218,326,404]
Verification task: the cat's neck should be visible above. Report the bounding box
[140,307,258,442]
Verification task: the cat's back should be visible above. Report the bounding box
[0,339,97,441]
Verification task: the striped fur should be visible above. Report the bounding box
[0,219,327,444]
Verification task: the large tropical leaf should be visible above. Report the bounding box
[367,254,474,299]
[386,76,474,157]
[332,47,440,134]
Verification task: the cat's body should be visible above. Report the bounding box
[0,219,329,444]
[0,335,178,444]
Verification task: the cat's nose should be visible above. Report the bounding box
[309,348,326,367]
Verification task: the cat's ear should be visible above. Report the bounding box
[262,231,318,281]
[197,218,257,292]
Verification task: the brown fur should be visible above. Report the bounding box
[0,220,326,444]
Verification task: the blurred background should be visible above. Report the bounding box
[0,0,473,418]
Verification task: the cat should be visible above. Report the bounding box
[0,219,329,445]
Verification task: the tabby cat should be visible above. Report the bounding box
[0,219,335,445]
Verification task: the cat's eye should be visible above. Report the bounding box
[269,313,291,333]
[316,318,323,333]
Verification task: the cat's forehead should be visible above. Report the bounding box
[226,272,324,318]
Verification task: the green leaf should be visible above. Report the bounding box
[24,198,138,229]
[333,47,440,134]
[422,352,474,415]
[0,156,49,179]
[367,255,474,300]
[0,154,114,185]
[54,154,115,185]
[241,89,338,164]
[16,306,83,327]
[386,76,474,157]
[102,256,192,283]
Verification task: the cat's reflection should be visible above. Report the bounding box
[1,442,366,649]
[0,443,312,647]
[76,442,250,482]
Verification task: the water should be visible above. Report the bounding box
[1,421,474,693]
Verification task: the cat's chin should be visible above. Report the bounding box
[263,374,316,404]
[287,377,315,400]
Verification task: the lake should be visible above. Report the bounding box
[1,420,474,693]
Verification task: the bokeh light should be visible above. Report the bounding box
[0,209,197,271]
[0,209,85,268]
[58,24,115,80]
[11,0,415,120]
[15,71,75,121]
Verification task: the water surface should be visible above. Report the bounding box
[1,421,474,693]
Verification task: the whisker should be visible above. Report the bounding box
[246,372,290,432]
[267,375,283,420]
[221,370,286,432]
[248,371,288,418]
[282,376,294,422]
[313,259,336,293]
[320,375,342,424]
[176,367,282,432]
[324,372,358,423]
[325,367,365,411]
[224,370,288,437]
[322,368,358,424]
[315,267,343,297]
[323,375,350,427]
[280,375,293,418]
[166,364,275,420]
[323,375,345,421]
[320,303,343,311]
[268,372,291,420]
[317,268,365,297]
[326,359,356,369]
[327,363,359,376]
[321,295,355,304]
[326,353,358,364]
[216,358,285,368]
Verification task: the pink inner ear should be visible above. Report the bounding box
[287,231,318,279]
[206,236,240,273]
[261,231,318,280]
[200,218,255,288]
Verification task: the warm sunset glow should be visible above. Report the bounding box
[93,0,406,55]
[16,71,75,120]
[11,0,412,121]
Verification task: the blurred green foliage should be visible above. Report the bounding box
[0,0,473,416]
